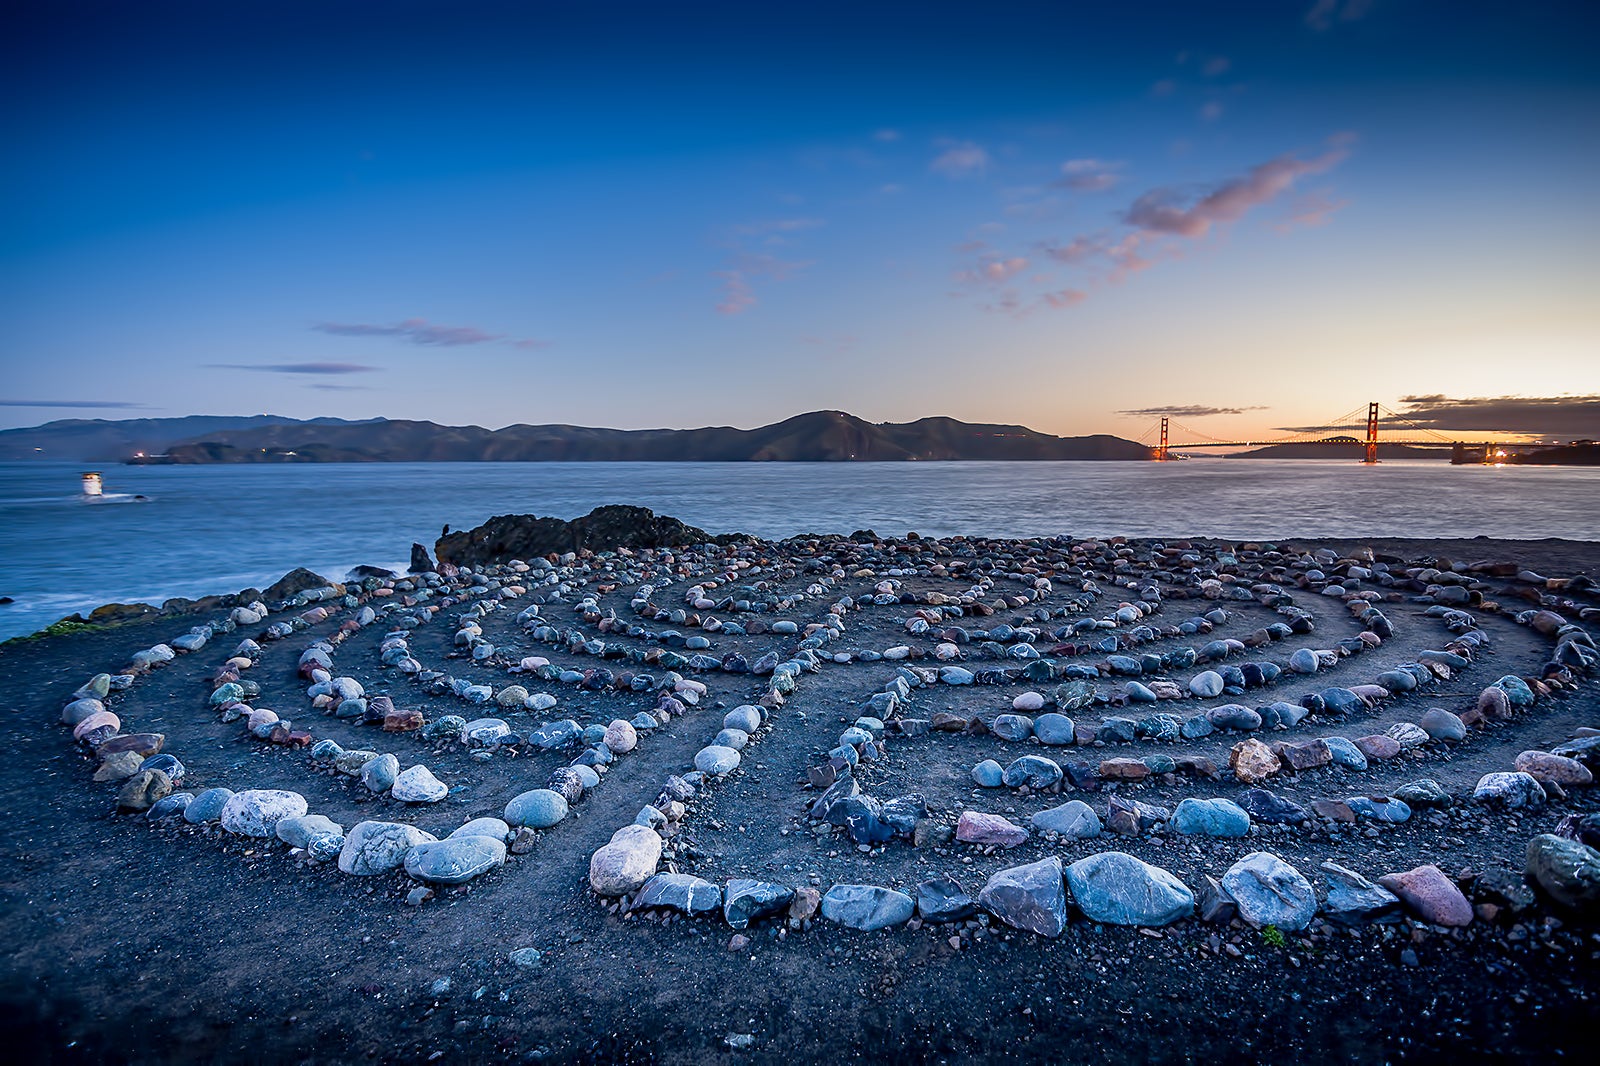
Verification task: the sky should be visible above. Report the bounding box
[2,0,1597,443]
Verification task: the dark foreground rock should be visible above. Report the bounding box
[436,506,722,566]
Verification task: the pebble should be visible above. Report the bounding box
[219,789,308,837]
[404,835,507,885]
[635,873,723,915]
[978,856,1068,936]
[820,884,916,931]
[1377,864,1473,927]
[340,821,438,875]
[360,753,400,793]
[1222,852,1317,931]
[955,811,1029,847]
[1524,834,1600,914]
[1066,852,1194,927]
[1473,771,1547,810]
[1171,797,1251,838]
[391,765,449,803]
[1031,800,1101,839]
[504,789,570,829]
[694,745,741,775]
[184,788,234,824]
[588,824,662,896]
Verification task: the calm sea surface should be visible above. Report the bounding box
[2,459,1596,641]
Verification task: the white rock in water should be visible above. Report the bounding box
[219,789,308,838]
[391,764,449,803]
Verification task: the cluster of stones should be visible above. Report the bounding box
[56,524,1600,935]
[586,535,1600,942]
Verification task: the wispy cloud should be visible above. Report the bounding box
[0,399,151,408]
[1124,140,1351,239]
[1199,100,1225,122]
[1275,191,1349,232]
[1042,289,1088,309]
[307,383,373,392]
[1305,0,1373,32]
[873,129,901,142]
[931,140,990,178]
[1120,404,1268,417]
[715,252,810,316]
[1056,159,1124,192]
[315,318,501,346]
[208,362,380,375]
[1202,56,1232,77]
[956,255,1029,285]
[1023,136,1353,310]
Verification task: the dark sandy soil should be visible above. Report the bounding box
[1,535,1597,1064]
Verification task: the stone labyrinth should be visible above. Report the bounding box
[58,525,1600,954]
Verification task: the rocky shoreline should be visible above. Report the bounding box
[2,511,1597,1063]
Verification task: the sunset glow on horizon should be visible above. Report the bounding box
[2,1,1596,444]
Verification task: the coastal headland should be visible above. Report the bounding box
[2,509,1596,1064]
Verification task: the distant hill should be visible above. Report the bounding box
[0,415,381,461]
[1226,437,1449,461]
[104,410,1153,463]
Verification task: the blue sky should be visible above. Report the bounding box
[2,0,1596,441]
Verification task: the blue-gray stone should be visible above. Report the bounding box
[276,813,344,848]
[1222,852,1316,931]
[147,792,192,820]
[360,753,400,793]
[821,884,915,931]
[1189,671,1225,698]
[1098,717,1137,743]
[694,745,741,775]
[1473,771,1546,809]
[184,787,234,824]
[972,759,1005,787]
[1031,800,1101,839]
[1034,713,1077,745]
[1002,755,1063,789]
[1346,795,1411,823]
[991,714,1034,741]
[1237,788,1307,824]
[723,706,762,733]
[1066,852,1194,927]
[724,879,795,930]
[916,875,977,923]
[635,873,722,915]
[1320,861,1400,923]
[1392,779,1452,808]
[503,788,569,829]
[1322,736,1368,770]
[1172,797,1250,837]
[1207,704,1262,731]
[404,835,506,885]
[979,856,1068,936]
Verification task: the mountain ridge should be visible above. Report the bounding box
[0,410,1159,463]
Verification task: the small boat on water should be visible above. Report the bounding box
[80,471,152,503]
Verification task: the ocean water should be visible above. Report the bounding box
[2,458,1596,641]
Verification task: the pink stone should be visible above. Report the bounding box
[1353,735,1402,760]
[955,811,1030,848]
[1378,865,1473,927]
[73,710,119,741]
[1514,751,1593,786]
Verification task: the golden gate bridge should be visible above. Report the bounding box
[1138,402,1558,464]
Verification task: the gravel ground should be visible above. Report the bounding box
[1,534,1597,1064]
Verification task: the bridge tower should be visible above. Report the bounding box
[1155,416,1170,461]
[1362,402,1379,464]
